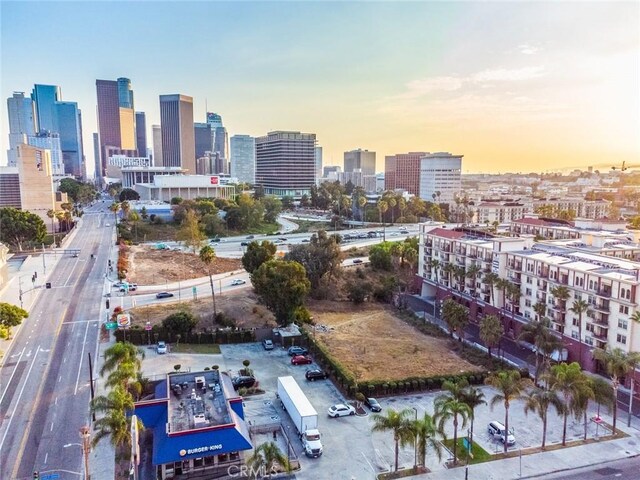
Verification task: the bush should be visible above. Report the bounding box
[162,311,199,336]
[215,312,237,328]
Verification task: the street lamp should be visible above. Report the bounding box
[412,407,418,470]
[64,426,91,480]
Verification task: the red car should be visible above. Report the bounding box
[291,355,313,365]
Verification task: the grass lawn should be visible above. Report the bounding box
[170,343,221,354]
[443,437,492,465]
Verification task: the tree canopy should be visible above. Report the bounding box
[0,302,28,339]
[251,260,311,326]
[119,188,140,201]
[0,208,47,250]
[369,242,393,271]
[242,240,277,274]
[285,230,342,293]
[162,311,198,336]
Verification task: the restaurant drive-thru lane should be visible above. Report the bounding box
[0,203,114,480]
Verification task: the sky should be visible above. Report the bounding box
[1,1,639,176]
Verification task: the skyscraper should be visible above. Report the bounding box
[230,135,255,184]
[315,146,323,185]
[344,149,376,175]
[96,79,122,175]
[384,152,429,195]
[207,112,228,165]
[135,112,147,157]
[93,132,101,182]
[117,77,134,109]
[419,152,462,204]
[255,131,316,197]
[31,84,60,133]
[194,122,213,160]
[160,94,195,172]
[55,101,84,177]
[152,124,163,166]
[6,92,36,166]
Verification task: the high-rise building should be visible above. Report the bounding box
[96,79,122,175]
[255,131,316,197]
[6,92,36,166]
[344,149,376,175]
[206,112,223,129]
[159,94,195,172]
[135,112,147,157]
[119,107,136,150]
[230,135,255,184]
[384,152,429,195]
[27,132,64,175]
[31,84,61,133]
[207,112,228,164]
[55,101,84,177]
[194,122,213,160]
[315,146,323,185]
[93,132,101,183]
[117,77,134,109]
[418,152,462,204]
[152,125,163,166]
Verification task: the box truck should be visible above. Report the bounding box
[277,376,323,458]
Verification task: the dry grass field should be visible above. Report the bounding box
[309,301,482,382]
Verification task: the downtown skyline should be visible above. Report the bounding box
[1,1,638,176]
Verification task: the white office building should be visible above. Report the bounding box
[230,135,255,184]
[419,152,462,204]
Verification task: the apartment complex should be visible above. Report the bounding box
[476,198,610,224]
[255,130,316,197]
[418,224,640,373]
[160,94,195,173]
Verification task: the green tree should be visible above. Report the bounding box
[518,318,562,385]
[482,272,500,304]
[100,342,144,378]
[410,412,444,469]
[285,230,343,293]
[281,196,294,209]
[242,240,277,274]
[589,376,614,426]
[569,299,590,367]
[371,408,414,472]
[0,208,47,250]
[465,264,482,296]
[0,303,28,339]
[485,370,533,452]
[369,242,393,271]
[434,393,471,464]
[347,280,371,304]
[523,386,563,449]
[91,386,141,449]
[176,210,205,253]
[58,178,82,202]
[109,202,121,225]
[251,260,311,326]
[199,245,218,320]
[140,206,148,220]
[119,188,140,201]
[246,441,291,479]
[261,196,283,223]
[441,299,468,340]
[460,385,486,445]
[479,314,504,358]
[162,311,198,336]
[545,362,592,445]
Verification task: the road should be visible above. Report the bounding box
[542,456,640,480]
[0,201,114,480]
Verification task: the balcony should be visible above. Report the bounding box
[537,280,548,290]
[594,337,608,349]
[536,292,547,302]
[456,257,466,266]
[591,301,610,313]
[538,270,549,278]
[509,274,522,284]
[588,317,609,327]
[596,288,612,298]
[592,330,608,341]
[468,252,477,259]
[508,262,523,270]
[550,301,566,312]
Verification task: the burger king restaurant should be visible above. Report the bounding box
[134,370,253,479]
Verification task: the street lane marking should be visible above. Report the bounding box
[74,320,91,395]
[44,452,48,464]
[50,422,54,432]
[0,347,25,406]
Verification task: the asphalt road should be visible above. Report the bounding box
[542,456,640,479]
[0,201,114,480]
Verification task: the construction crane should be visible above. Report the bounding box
[611,161,640,171]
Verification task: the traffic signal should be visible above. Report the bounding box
[108,259,112,266]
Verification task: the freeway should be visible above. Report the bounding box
[0,201,114,480]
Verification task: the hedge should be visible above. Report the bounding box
[114,326,255,345]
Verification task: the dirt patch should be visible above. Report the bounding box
[129,291,276,330]
[309,301,481,382]
[127,245,242,285]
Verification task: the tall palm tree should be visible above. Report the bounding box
[589,376,614,425]
[593,347,635,434]
[533,301,547,321]
[483,272,500,304]
[479,314,504,358]
[246,441,291,479]
[460,385,486,445]
[523,386,563,449]
[199,245,218,320]
[100,342,144,378]
[518,318,560,385]
[387,196,397,224]
[443,263,455,288]
[371,408,414,472]
[410,412,445,468]
[453,265,466,292]
[357,195,367,224]
[46,209,57,245]
[129,210,140,240]
[434,394,471,464]
[550,285,570,332]
[110,201,121,225]
[545,362,592,445]
[466,264,482,297]
[120,200,131,221]
[91,386,143,449]
[569,299,590,366]
[495,278,510,315]
[428,259,440,283]
[485,370,532,452]
[378,200,389,240]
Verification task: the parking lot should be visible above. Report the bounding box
[138,342,617,479]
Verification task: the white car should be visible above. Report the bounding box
[328,404,356,418]
[156,341,167,354]
[230,279,247,286]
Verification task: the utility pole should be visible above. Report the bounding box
[18,276,23,309]
[88,353,96,422]
[80,426,91,480]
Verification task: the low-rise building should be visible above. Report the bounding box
[134,174,235,202]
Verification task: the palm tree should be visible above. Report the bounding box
[428,259,440,283]
[410,412,445,469]
[545,362,592,445]
[483,272,499,304]
[593,347,634,434]
[443,263,455,288]
[466,264,482,297]
[453,265,466,292]
[357,195,367,224]
[129,210,140,240]
[485,370,533,452]
[110,201,121,225]
[120,200,131,221]
[387,196,397,224]
[550,285,570,333]
[434,394,471,464]
[199,245,218,321]
[47,209,57,245]
[589,376,614,426]
[371,408,414,472]
[246,441,291,479]
[495,278,510,315]
[91,386,143,449]
[442,299,468,340]
[100,342,144,378]
[518,318,560,385]
[460,385,486,445]
[523,386,563,449]
[569,299,590,366]
[479,314,504,358]
[533,301,547,321]
[378,200,389,240]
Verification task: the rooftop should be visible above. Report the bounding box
[167,370,233,433]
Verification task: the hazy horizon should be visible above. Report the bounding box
[1,1,638,176]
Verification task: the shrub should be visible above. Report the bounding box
[163,311,198,336]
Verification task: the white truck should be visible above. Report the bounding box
[277,376,323,458]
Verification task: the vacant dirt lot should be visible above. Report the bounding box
[129,290,276,330]
[127,245,242,285]
[309,301,482,382]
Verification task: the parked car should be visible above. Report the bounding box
[488,421,516,446]
[156,341,167,354]
[156,292,174,299]
[262,339,274,350]
[230,279,246,286]
[291,355,313,365]
[240,242,249,246]
[352,259,363,264]
[364,397,382,412]
[232,376,256,390]
[210,238,221,243]
[288,346,308,356]
[278,237,288,241]
[328,404,356,418]
[305,369,327,381]
[246,235,255,239]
